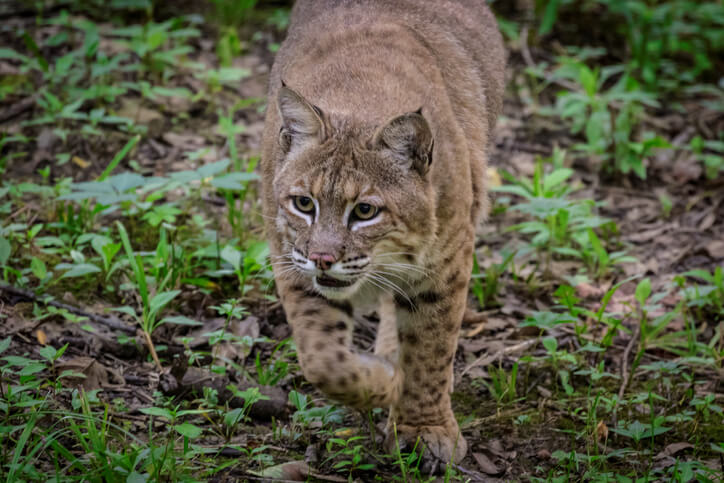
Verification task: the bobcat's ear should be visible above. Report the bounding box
[373,111,434,175]
[277,86,326,154]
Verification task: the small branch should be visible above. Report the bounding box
[612,323,642,436]
[142,329,162,370]
[0,282,135,334]
[618,324,641,402]
[461,339,537,377]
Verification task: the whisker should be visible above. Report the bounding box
[371,263,429,278]
[365,272,416,311]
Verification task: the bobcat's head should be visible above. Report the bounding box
[272,86,437,300]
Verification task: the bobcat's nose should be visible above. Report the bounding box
[309,252,337,271]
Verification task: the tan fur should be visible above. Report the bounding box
[260,0,505,463]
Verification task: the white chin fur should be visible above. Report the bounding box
[312,278,361,300]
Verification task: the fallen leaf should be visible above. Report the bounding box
[705,239,724,259]
[248,460,346,482]
[36,128,60,151]
[479,439,509,459]
[487,167,502,188]
[248,460,310,481]
[462,307,487,326]
[671,157,702,184]
[459,338,504,354]
[473,452,501,475]
[626,224,670,243]
[462,322,486,338]
[212,316,260,365]
[655,442,694,460]
[699,212,716,231]
[55,357,109,390]
[162,132,206,150]
[116,98,165,138]
[35,329,47,345]
[575,282,605,299]
[537,448,551,459]
[596,420,608,443]
[71,156,91,169]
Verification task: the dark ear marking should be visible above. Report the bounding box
[277,85,327,154]
[372,111,434,175]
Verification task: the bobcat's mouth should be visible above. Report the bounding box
[315,274,354,288]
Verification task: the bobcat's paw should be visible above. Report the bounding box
[384,420,467,464]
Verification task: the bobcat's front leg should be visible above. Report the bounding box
[384,241,472,464]
[280,280,402,409]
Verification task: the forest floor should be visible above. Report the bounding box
[0,1,723,481]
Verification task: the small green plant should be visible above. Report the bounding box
[495,150,631,278]
[255,338,295,386]
[677,267,724,317]
[545,58,669,178]
[325,435,376,475]
[211,0,258,66]
[690,135,724,180]
[477,362,519,406]
[471,249,514,309]
[115,221,201,368]
[223,386,270,438]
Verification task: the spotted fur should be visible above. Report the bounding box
[260,0,505,464]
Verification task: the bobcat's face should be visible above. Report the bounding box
[272,102,436,300]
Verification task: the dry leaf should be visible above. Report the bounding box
[71,156,91,169]
[55,357,109,390]
[479,439,510,459]
[699,212,716,231]
[596,420,608,443]
[487,167,502,188]
[705,239,724,259]
[248,460,310,481]
[655,442,694,459]
[575,282,605,299]
[248,460,346,482]
[162,132,206,150]
[35,329,47,345]
[473,452,501,475]
[462,322,486,338]
[537,448,551,459]
[212,316,260,366]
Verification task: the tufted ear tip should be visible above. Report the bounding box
[373,111,434,175]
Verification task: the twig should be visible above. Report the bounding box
[461,339,538,377]
[618,324,641,402]
[463,407,529,429]
[0,282,135,334]
[448,462,489,481]
[612,323,642,435]
[142,329,162,370]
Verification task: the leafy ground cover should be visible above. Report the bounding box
[0,0,722,481]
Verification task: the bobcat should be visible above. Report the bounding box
[260,0,505,463]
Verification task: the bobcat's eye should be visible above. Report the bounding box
[293,196,315,214]
[352,203,378,221]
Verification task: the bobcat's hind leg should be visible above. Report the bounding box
[383,238,473,464]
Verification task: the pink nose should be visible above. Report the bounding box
[309,252,336,271]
